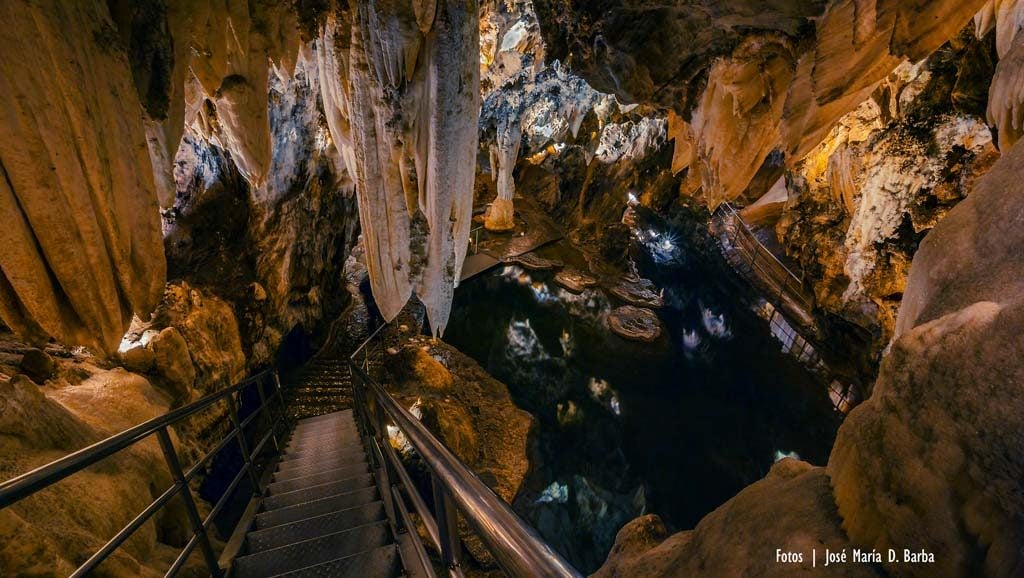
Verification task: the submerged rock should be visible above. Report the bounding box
[553,268,598,294]
[505,252,564,271]
[609,280,664,309]
[608,306,662,343]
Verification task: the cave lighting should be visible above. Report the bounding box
[773,450,801,462]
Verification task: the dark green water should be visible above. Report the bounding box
[443,215,841,572]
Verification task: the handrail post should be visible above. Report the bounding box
[272,371,290,427]
[254,374,280,453]
[156,428,223,578]
[227,392,263,496]
[432,474,462,574]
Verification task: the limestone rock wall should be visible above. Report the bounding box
[827,137,1024,578]
[777,38,1000,347]
[0,0,167,355]
[1,0,486,354]
[0,335,206,576]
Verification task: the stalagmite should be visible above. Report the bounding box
[485,114,523,231]
[0,0,166,353]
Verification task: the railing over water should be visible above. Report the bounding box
[715,201,813,312]
[349,324,582,578]
[0,368,289,577]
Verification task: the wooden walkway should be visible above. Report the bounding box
[459,196,562,282]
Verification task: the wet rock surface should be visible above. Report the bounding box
[505,252,564,271]
[608,279,664,309]
[553,268,598,293]
[607,306,662,342]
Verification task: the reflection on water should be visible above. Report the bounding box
[444,223,841,572]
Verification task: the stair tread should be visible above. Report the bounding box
[256,485,379,529]
[285,435,360,453]
[269,544,401,578]
[277,448,367,472]
[297,409,352,423]
[269,463,369,493]
[277,450,366,472]
[287,427,359,443]
[264,473,376,510]
[234,520,391,578]
[247,501,386,553]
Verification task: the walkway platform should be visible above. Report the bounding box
[460,195,563,282]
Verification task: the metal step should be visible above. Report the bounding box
[246,501,387,553]
[256,486,379,529]
[285,434,359,455]
[233,520,391,578]
[277,445,365,468]
[291,422,355,435]
[291,421,355,436]
[292,419,355,431]
[270,544,401,578]
[277,448,367,474]
[269,463,370,493]
[297,410,353,425]
[288,394,353,406]
[289,405,349,419]
[263,473,376,510]
[285,428,359,449]
[294,414,354,427]
[276,454,367,481]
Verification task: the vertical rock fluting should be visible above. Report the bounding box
[320,1,481,334]
[0,0,166,354]
[177,0,303,189]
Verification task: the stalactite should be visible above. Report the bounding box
[317,1,480,335]
[981,0,1024,150]
[687,36,795,208]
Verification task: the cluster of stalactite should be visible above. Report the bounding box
[0,0,482,352]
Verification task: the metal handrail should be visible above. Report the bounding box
[349,325,582,578]
[0,367,289,577]
[717,202,814,311]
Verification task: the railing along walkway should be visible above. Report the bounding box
[349,324,582,578]
[0,369,289,577]
[714,202,815,324]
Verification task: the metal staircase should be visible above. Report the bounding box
[0,318,582,578]
[231,409,412,578]
[283,359,353,420]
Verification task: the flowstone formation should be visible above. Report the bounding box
[0,0,166,354]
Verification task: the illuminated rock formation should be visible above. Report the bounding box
[329,1,481,334]
[0,0,166,354]
[830,139,1024,578]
